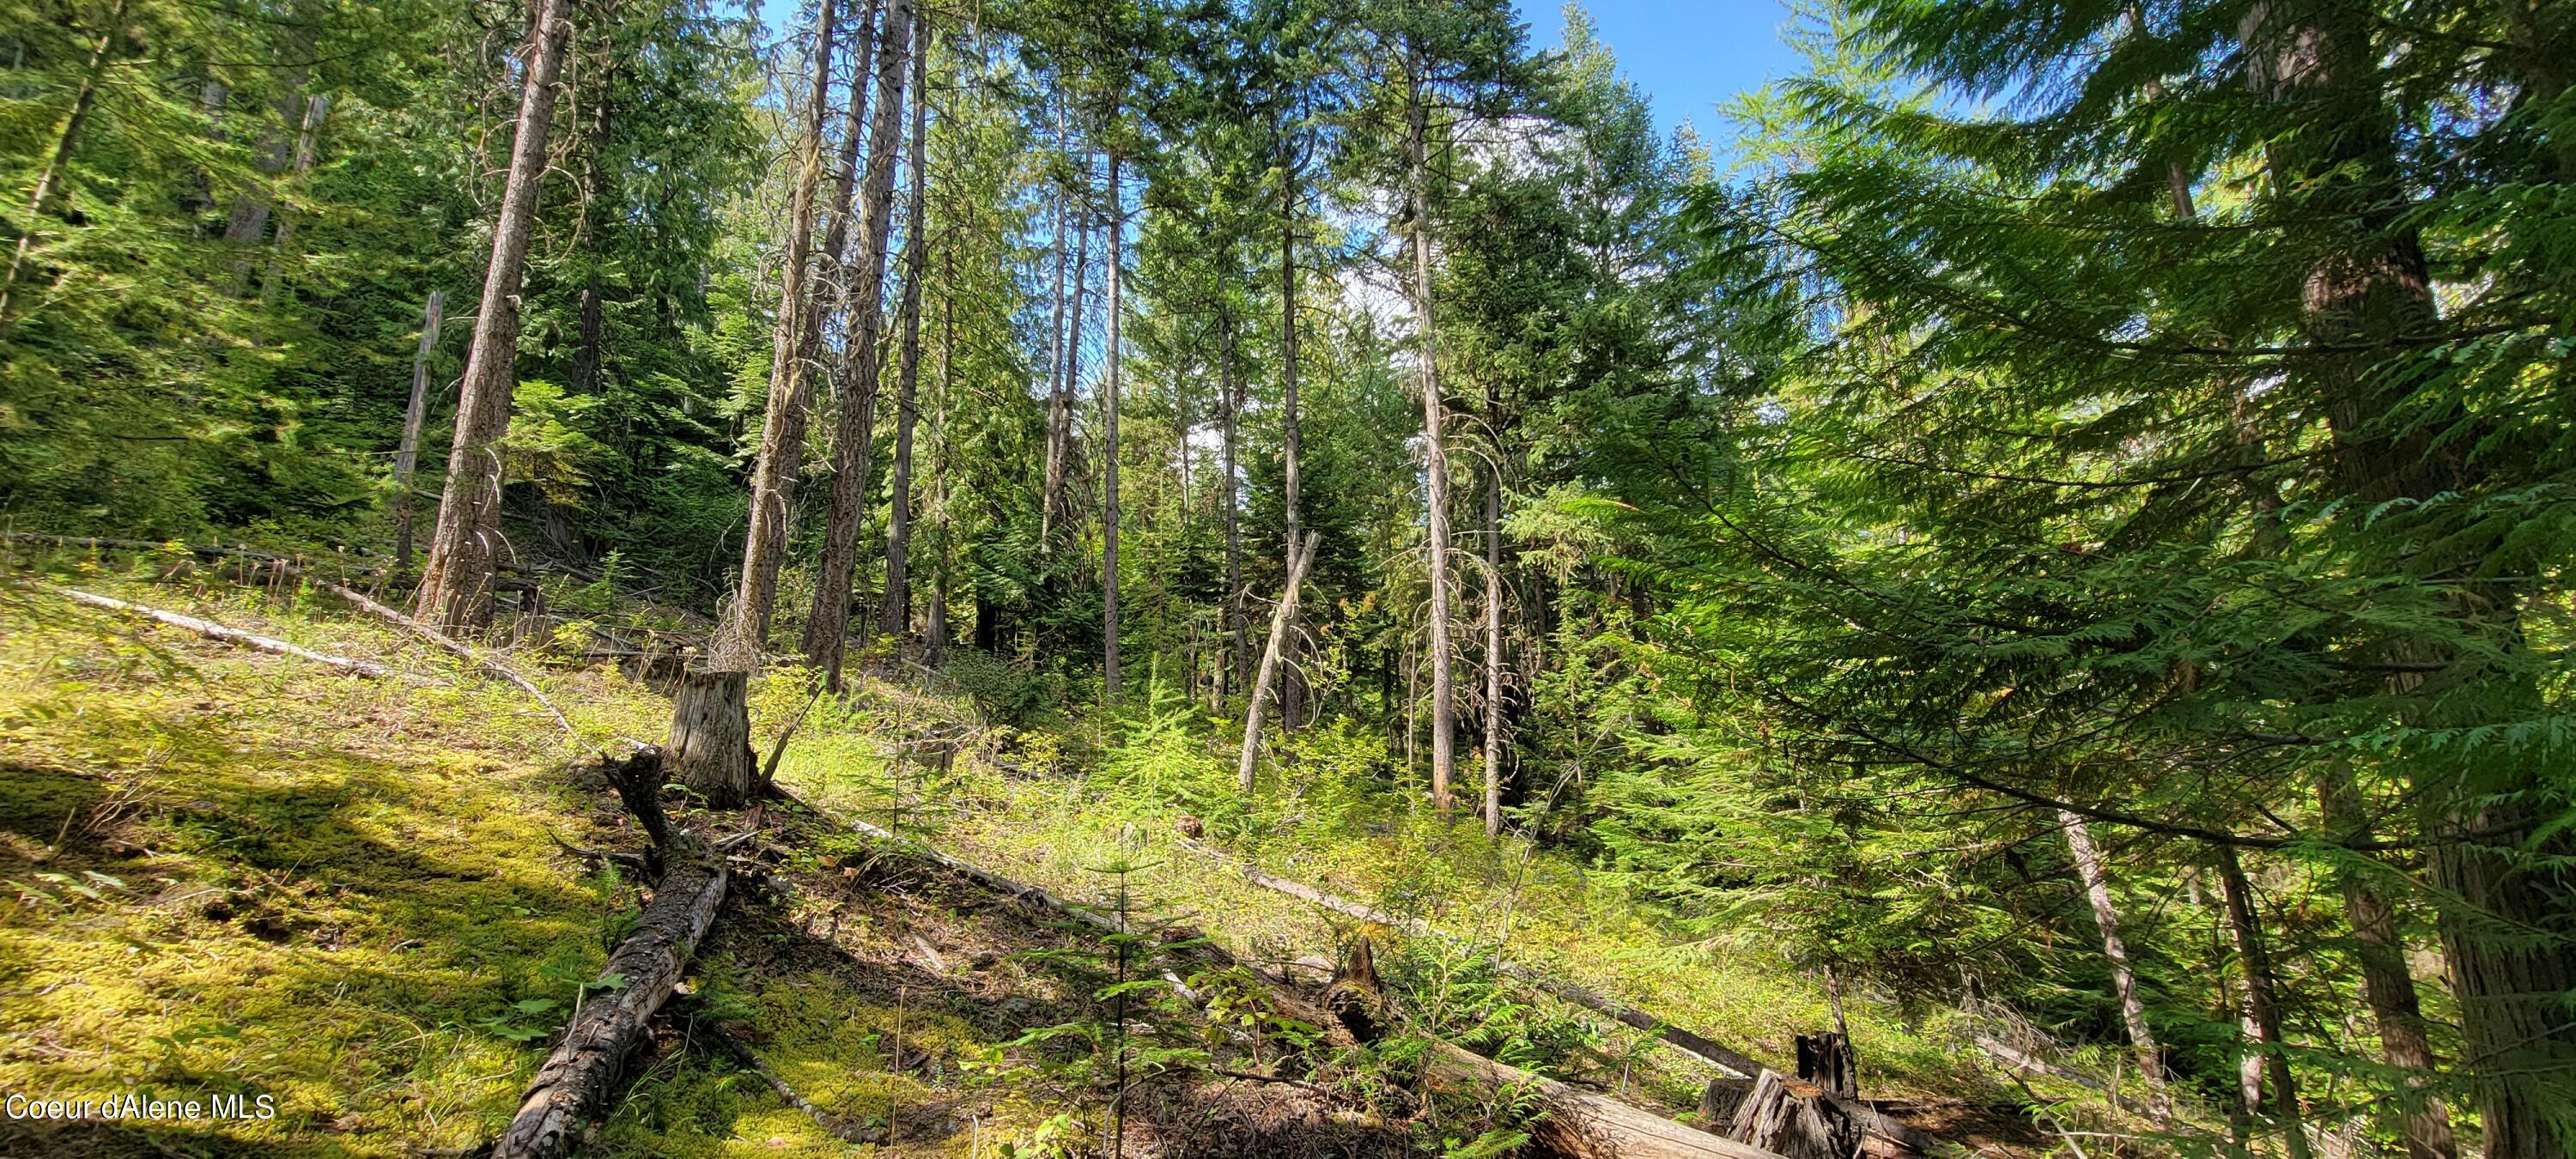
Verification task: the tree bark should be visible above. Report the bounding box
[393,291,446,571]
[804,0,914,687]
[880,28,929,639]
[0,0,122,329]
[1481,440,1504,836]
[493,853,726,1157]
[2215,846,2311,1159]
[668,667,755,808]
[1275,154,1306,733]
[1238,532,1321,792]
[51,586,392,680]
[2315,775,2455,1159]
[1102,149,1125,703]
[259,92,329,303]
[415,0,571,633]
[1402,45,1455,819]
[1043,190,1089,546]
[729,0,840,646]
[2055,810,2168,1115]
[2244,6,2573,1152]
[1218,297,1247,701]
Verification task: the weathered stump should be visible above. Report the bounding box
[667,664,753,808]
[1729,1071,1857,1159]
[1795,1031,1857,1098]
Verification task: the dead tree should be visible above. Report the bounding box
[1237,532,1321,791]
[392,291,444,570]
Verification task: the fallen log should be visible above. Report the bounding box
[492,854,726,1159]
[495,749,726,1159]
[1321,936,1781,1159]
[1429,1043,1783,1159]
[1176,835,1771,1079]
[50,586,394,679]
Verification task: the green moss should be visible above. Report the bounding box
[0,596,628,1156]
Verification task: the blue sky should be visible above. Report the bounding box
[1516,0,1801,142]
[752,0,1806,143]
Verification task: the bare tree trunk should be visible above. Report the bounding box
[1403,46,1455,820]
[2216,846,2312,1159]
[726,0,841,647]
[2244,6,2573,1150]
[926,244,954,668]
[1047,198,1088,549]
[667,668,754,806]
[1481,428,1504,837]
[2313,775,2456,1159]
[414,0,571,632]
[1102,149,1124,703]
[1239,532,1321,792]
[0,0,124,331]
[2056,811,2168,1115]
[1041,196,1076,547]
[393,292,446,571]
[880,29,929,639]
[1275,156,1306,733]
[805,0,914,687]
[1218,298,1246,701]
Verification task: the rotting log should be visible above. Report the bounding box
[1297,935,1782,1159]
[1176,835,1771,1079]
[50,586,393,679]
[1427,1045,1785,1159]
[492,853,726,1159]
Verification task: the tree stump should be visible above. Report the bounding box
[1728,1071,1860,1159]
[667,664,753,808]
[1795,1032,1857,1098]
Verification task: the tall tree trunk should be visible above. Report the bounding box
[726,0,841,646]
[2313,775,2455,1159]
[1276,155,1306,734]
[1481,448,1504,837]
[2244,7,2574,1152]
[1044,191,1090,546]
[414,0,571,632]
[2216,846,2312,1159]
[393,291,447,572]
[1102,149,1125,703]
[1238,532,1321,792]
[927,242,954,667]
[804,0,914,687]
[0,0,124,331]
[1402,46,1455,820]
[880,29,929,639]
[1218,297,1246,701]
[2057,811,2168,1116]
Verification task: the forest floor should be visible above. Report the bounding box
[0,561,2094,1156]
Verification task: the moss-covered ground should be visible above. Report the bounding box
[1,555,2089,1156]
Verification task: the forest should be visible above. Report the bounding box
[1,0,2571,1156]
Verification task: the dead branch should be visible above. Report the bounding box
[49,586,395,679]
